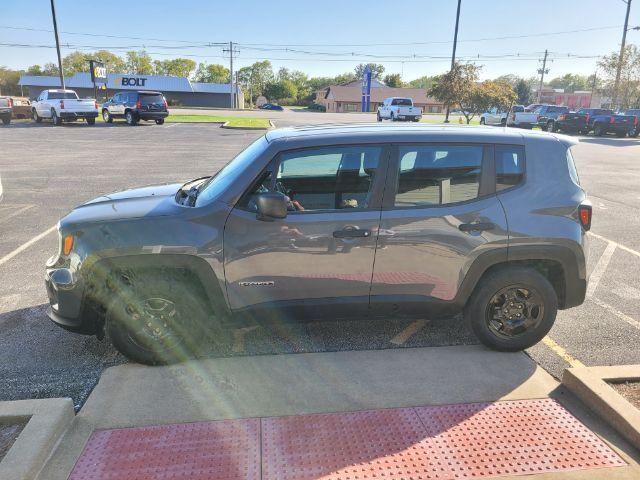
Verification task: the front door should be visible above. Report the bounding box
[223,144,389,315]
[370,143,511,313]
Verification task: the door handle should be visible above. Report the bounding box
[333,227,371,238]
[459,222,495,232]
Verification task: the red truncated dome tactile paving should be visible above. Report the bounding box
[68,399,625,480]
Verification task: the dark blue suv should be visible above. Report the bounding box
[102,90,169,126]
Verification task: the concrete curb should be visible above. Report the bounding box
[0,398,75,480]
[563,365,640,450]
[221,120,273,130]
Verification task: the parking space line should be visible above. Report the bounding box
[589,232,640,259]
[586,241,616,298]
[0,204,35,225]
[0,225,56,267]
[390,319,428,345]
[592,297,640,330]
[541,336,585,368]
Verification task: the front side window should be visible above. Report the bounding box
[395,145,483,207]
[496,145,525,191]
[241,146,382,212]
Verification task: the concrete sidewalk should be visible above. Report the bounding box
[39,345,640,479]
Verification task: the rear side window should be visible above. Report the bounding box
[395,145,483,207]
[495,145,525,191]
[567,147,580,186]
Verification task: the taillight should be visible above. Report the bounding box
[8,98,13,108]
[634,116,638,126]
[396,107,400,113]
[94,101,98,109]
[164,98,168,109]
[136,99,142,109]
[610,116,615,124]
[578,204,592,231]
[585,114,590,124]
[60,100,65,109]
[558,114,565,121]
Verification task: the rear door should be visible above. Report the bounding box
[370,142,510,313]
[223,144,389,315]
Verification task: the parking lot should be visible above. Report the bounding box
[1,116,639,409]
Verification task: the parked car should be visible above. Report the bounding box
[259,103,284,111]
[0,97,12,125]
[619,109,640,137]
[506,105,538,129]
[575,108,635,137]
[102,91,169,126]
[377,97,422,122]
[10,96,31,119]
[45,124,590,364]
[479,107,507,126]
[533,105,569,132]
[31,89,98,125]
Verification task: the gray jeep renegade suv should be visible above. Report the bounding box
[45,124,590,364]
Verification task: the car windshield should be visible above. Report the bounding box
[195,136,269,207]
[48,92,78,99]
[140,94,164,105]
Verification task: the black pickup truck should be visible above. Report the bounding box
[534,105,569,132]
[620,109,640,137]
[556,108,635,137]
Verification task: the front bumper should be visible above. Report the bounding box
[45,267,94,333]
[59,111,99,120]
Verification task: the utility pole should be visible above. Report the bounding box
[223,42,239,109]
[49,0,65,89]
[613,0,632,109]
[536,49,549,103]
[444,0,462,123]
[589,71,597,108]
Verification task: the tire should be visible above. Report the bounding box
[479,117,485,125]
[412,117,420,122]
[86,117,95,125]
[547,120,556,132]
[1,117,9,125]
[630,128,640,138]
[464,266,557,352]
[594,123,605,136]
[376,112,382,122]
[32,109,42,123]
[500,119,507,127]
[51,109,61,126]
[105,271,227,364]
[125,110,138,126]
[390,113,396,122]
[155,119,165,125]
[102,109,113,123]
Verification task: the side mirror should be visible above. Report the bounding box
[256,192,288,221]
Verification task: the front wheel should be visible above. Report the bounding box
[106,272,226,364]
[376,112,382,122]
[32,109,42,123]
[155,119,165,125]
[547,120,557,132]
[465,267,557,352]
[102,109,113,123]
[479,117,485,125]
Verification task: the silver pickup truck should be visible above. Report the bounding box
[377,97,422,122]
[506,105,539,129]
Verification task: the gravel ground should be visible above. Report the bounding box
[610,381,640,409]
[0,420,27,461]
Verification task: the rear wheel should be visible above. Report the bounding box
[390,113,396,122]
[86,117,95,125]
[376,112,382,122]
[630,127,640,138]
[125,110,138,126]
[102,109,112,123]
[465,266,557,351]
[155,118,165,125]
[1,117,9,125]
[51,109,61,126]
[594,123,605,136]
[479,117,485,125]
[106,271,227,364]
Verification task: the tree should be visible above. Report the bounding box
[355,63,385,79]
[0,67,22,96]
[62,51,91,76]
[428,62,481,117]
[515,78,532,105]
[494,74,520,87]
[548,73,590,93]
[264,79,298,102]
[458,80,516,124]
[153,58,196,77]
[598,44,640,108]
[408,75,438,90]
[194,63,230,83]
[236,60,274,104]
[383,73,404,87]
[126,50,154,75]
[26,65,43,75]
[92,50,126,73]
[42,63,60,76]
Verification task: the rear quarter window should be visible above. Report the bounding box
[495,145,525,191]
[567,147,580,186]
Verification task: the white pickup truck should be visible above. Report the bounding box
[506,105,539,129]
[377,97,422,122]
[31,89,99,126]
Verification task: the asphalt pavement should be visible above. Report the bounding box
[0,114,638,409]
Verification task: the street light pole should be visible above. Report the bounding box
[444,0,462,123]
[49,0,65,89]
[613,0,633,109]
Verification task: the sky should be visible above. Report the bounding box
[0,0,637,82]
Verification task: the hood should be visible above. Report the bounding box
[61,183,184,227]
